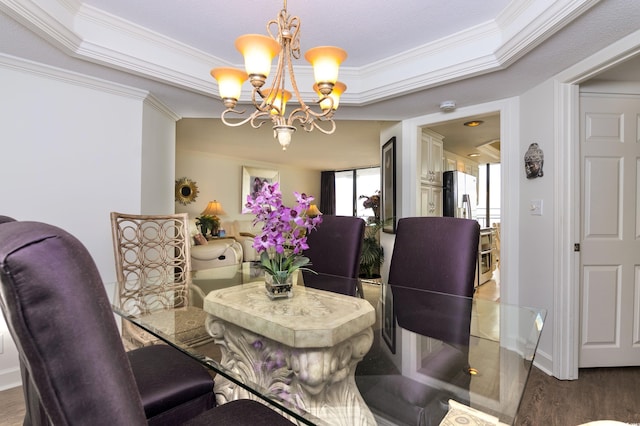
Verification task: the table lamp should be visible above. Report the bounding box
[201,200,225,236]
[307,204,322,218]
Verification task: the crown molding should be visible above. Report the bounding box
[0,0,597,106]
[0,52,148,100]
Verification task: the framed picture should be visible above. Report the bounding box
[242,166,280,210]
[381,283,396,354]
[381,137,396,233]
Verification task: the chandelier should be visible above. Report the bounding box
[210,1,347,150]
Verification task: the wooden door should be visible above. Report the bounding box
[579,94,640,367]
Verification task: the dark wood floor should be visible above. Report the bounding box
[516,365,640,425]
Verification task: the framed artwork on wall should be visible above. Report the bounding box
[242,166,280,210]
[381,137,396,233]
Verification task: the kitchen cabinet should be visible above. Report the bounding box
[420,184,442,217]
[421,129,443,186]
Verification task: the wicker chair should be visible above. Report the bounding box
[110,212,211,349]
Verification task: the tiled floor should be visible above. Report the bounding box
[474,267,500,302]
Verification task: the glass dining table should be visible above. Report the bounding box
[107,262,545,426]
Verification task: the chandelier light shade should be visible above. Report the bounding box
[210,0,347,150]
[315,81,346,111]
[235,34,281,81]
[210,68,248,108]
[304,46,347,89]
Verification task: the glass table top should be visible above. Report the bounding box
[107,262,545,425]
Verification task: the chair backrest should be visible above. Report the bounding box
[0,215,16,224]
[0,221,147,425]
[388,217,480,344]
[110,212,192,312]
[302,215,365,296]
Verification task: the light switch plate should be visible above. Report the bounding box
[530,199,543,216]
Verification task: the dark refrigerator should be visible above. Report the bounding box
[443,171,477,220]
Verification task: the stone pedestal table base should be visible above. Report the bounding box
[203,282,377,425]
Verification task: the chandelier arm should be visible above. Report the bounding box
[221,109,273,129]
[303,118,337,135]
[220,109,254,127]
[248,112,273,129]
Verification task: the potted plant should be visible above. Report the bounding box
[195,215,220,238]
[359,218,384,280]
[358,192,384,280]
[243,182,323,299]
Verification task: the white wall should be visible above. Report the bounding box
[141,98,179,215]
[175,147,321,223]
[517,79,556,369]
[0,55,177,389]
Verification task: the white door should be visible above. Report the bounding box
[579,94,640,367]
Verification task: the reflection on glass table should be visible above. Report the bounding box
[108,263,545,426]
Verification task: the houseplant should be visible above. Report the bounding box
[243,182,322,299]
[358,192,384,280]
[359,219,384,280]
[195,214,220,238]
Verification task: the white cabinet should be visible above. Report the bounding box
[421,184,442,217]
[421,129,443,186]
[477,228,497,286]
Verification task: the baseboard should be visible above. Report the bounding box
[0,367,22,391]
[533,348,553,376]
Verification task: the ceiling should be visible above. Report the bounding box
[1,0,639,168]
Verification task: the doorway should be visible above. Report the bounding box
[403,98,518,305]
[425,113,502,301]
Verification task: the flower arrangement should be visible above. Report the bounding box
[243,182,323,287]
[359,191,380,221]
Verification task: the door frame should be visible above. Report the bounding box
[554,29,640,380]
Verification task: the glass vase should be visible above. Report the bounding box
[264,272,293,300]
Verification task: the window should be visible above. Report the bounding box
[476,163,501,228]
[335,167,380,219]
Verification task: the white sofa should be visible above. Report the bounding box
[229,219,261,262]
[188,219,243,269]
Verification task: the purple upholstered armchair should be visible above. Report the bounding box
[0,219,293,426]
[302,215,366,297]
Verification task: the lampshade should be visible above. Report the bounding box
[307,204,322,217]
[262,88,292,115]
[236,34,281,81]
[201,200,225,216]
[305,46,347,87]
[315,81,346,111]
[210,67,248,105]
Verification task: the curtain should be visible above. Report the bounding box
[319,171,335,215]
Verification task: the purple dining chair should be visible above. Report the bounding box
[0,219,294,426]
[302,215,366,297]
